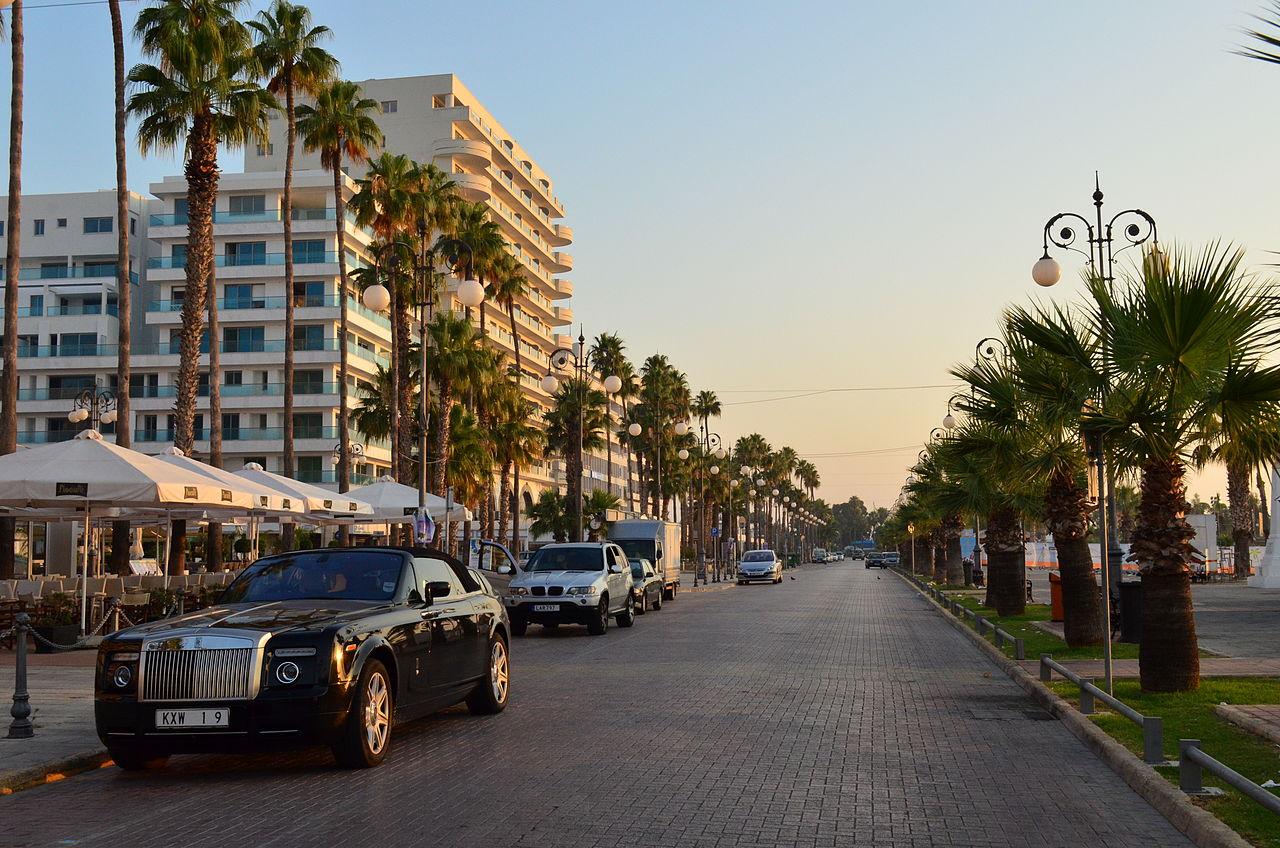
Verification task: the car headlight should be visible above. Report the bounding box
[510,586,529,596]
[275,661,301,685]
[567,586,599,595]
[111,665,133,688]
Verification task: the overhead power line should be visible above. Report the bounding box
[720,384,958,406]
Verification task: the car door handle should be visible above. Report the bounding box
[422,608,457,618]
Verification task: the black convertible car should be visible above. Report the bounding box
[95,546,511,770]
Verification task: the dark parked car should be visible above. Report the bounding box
[95,547,510,771]
[865,552,888,569]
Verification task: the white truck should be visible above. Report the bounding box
[608,520,683,600]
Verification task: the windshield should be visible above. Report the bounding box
[742,551,775,563]
[630,561,646,578]
[525,547,604,572]
[613,539,655,562]
[221,550,404,603]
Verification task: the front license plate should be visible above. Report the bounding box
[155,708,229,729]
[532,604,559,612]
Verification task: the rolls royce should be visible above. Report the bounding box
[95,546,511,770]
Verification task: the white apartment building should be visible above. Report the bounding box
[0,190,150,446]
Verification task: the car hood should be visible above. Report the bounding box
[510,570,606,588]
[739,561,776,569]
[116,599,390,639]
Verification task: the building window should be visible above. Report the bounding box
[130,373,159,398]
[56,218,66,228]
[222,413,240,441]
[293,412,323,439]
[293,280,326,307]
[224,370,243,386]
[0,221,6,235]
[171,245,187,268]
[83,216,113,234]
[227,195,266,216]
[380,100,397,114]
[222,325,265,353]
[28,294,42,316]
[40,263,69,279]
[173,198,188,224]
[223,284,255,309]
[33,219,44,236]
[83,261,118,278]
[297,455,322,483]
[141,415,158,441]
[294,369,324,394]
[293,324,325,351]
[224,241,266,266]
[130,218,136,235]
[432,95,446,108]
[255,143,274,156]
[292,239,327,264]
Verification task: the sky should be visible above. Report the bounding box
[2,0,1276,508]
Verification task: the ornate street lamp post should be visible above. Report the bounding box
[67,385,118,433]
[1033,176,1159,694]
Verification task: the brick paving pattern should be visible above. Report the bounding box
[0,565,1190,847]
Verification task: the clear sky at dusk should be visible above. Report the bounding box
[3,0,1274,507]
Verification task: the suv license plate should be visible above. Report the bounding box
[155,708,229,729]
[532,604,559,612]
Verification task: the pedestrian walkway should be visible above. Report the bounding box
[1,565,1190,847]
[0,658,101,790]
[1018,656,1280,678]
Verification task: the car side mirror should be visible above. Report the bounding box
[409,588,430,607]
[608,563,624,575]
[427,580,452,600]
[497,564,513,575]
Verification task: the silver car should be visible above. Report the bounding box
[507,543,636,635]
[737,550,781,584]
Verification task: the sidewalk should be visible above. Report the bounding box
[0,650,103,791]
[1017,656,1280,678]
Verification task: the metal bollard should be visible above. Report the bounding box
[994,628,1005,649]
[1040,655,1053,682]
[7,612,33,739]
[1079,679,1095,715]
[1014,637,1025,661]
[1143,717,1164,765]
[1179,740,1202,793]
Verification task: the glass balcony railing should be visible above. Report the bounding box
[45,304,120,317]
[150,208,348,226]
[17,430,81,444]
[147,295,345,312]
[17,344,112,358]
[147,252,343,270]
[0,266,138,284]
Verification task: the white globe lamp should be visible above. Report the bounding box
[714,448,727,460]
[1032,255,1061,287]
[710,465,720,475]
[457,278,486,308]
[628,422,642,437]
[677,449,689,460]
[362,284,391,313]
[603,375,622,394]
[942,413,957,430]
[540,374,559,394]
[673,421,689,436]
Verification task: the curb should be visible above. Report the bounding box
[892,570,1252,848]
[1214,704,1280,747]
[681,580,737,594]
[0,747,110,795]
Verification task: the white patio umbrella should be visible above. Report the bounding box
[235,463,375,520]
[0,430,266,632]
[347,477,471,523]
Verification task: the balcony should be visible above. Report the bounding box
[17,344,114,359]
[0,266,139,284]
[548,224,573,246]
[147,295,349,313]
[551,306,573,327]
[450,171,491,202]
[551,278,573,299]
[146,251,344,270]
[550,252,574,272]
[149,208,343,226]
[432,138,491,168]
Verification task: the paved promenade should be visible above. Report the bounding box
[1,565,1189,847]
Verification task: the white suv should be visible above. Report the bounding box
[507,543,636,635]
[737,550,781,585]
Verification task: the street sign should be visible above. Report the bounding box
[710,527,720,538]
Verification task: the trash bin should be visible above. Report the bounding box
[1048,571,1064,622]
[1119,579,1142,643]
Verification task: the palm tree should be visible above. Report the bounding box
[426,312,494,497]
[583,489,622,540]
[613,360,641,512]
[1021,245,1280,691]
[445,404,493,556]
[528,489,570,543]
[690,389,722,558]
[544,378,609,540]
[108,0,133,576]
[129,0,275,572]
[491,383,543,553]
[589,332,628,497]
[0,0,22,580]
[349,153,416,483]
[249,0,338,490]
[437,201,504,330]
[296,80,382,494]
[353,363,394,445]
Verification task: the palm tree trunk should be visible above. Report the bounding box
[281,73,296,550]
[0,0,23,580]
[175,117,214,454]
[1258,468,1270,541]
[943,513,963,585]
[1227,459,1252,580]
[1045,469,1104,647]
[431,379,452,495]
[932,536,946,583]
[206,210,222,572]
[394,287,412,487]
[1133,455,1200,692]
[498,461,511,547]
[107,0,131,577]
[511,463,522,554]
[388,258,400,485]
[986,506,1025,617]
[168,518,186,576]
[333,163,352,500]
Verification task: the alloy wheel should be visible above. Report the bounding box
[364,671,390,755]
[490,640,510,704]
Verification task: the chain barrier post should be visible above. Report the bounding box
[7,612,33,739]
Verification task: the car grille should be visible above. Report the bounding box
[531,586,546,596]
[548,586,564,596]
[141,648,255,701]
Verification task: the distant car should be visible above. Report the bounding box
[849,549,866,561]
[827,552,839,563]
[506,543,636,636]
[629,558,663,614]
[883,552,901,567]
[738,550,782,584]
[866,552,886,569]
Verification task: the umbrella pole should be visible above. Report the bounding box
[80,507,91,638]
[163,516,171,577]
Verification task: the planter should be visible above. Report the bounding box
[33,624,79,653]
